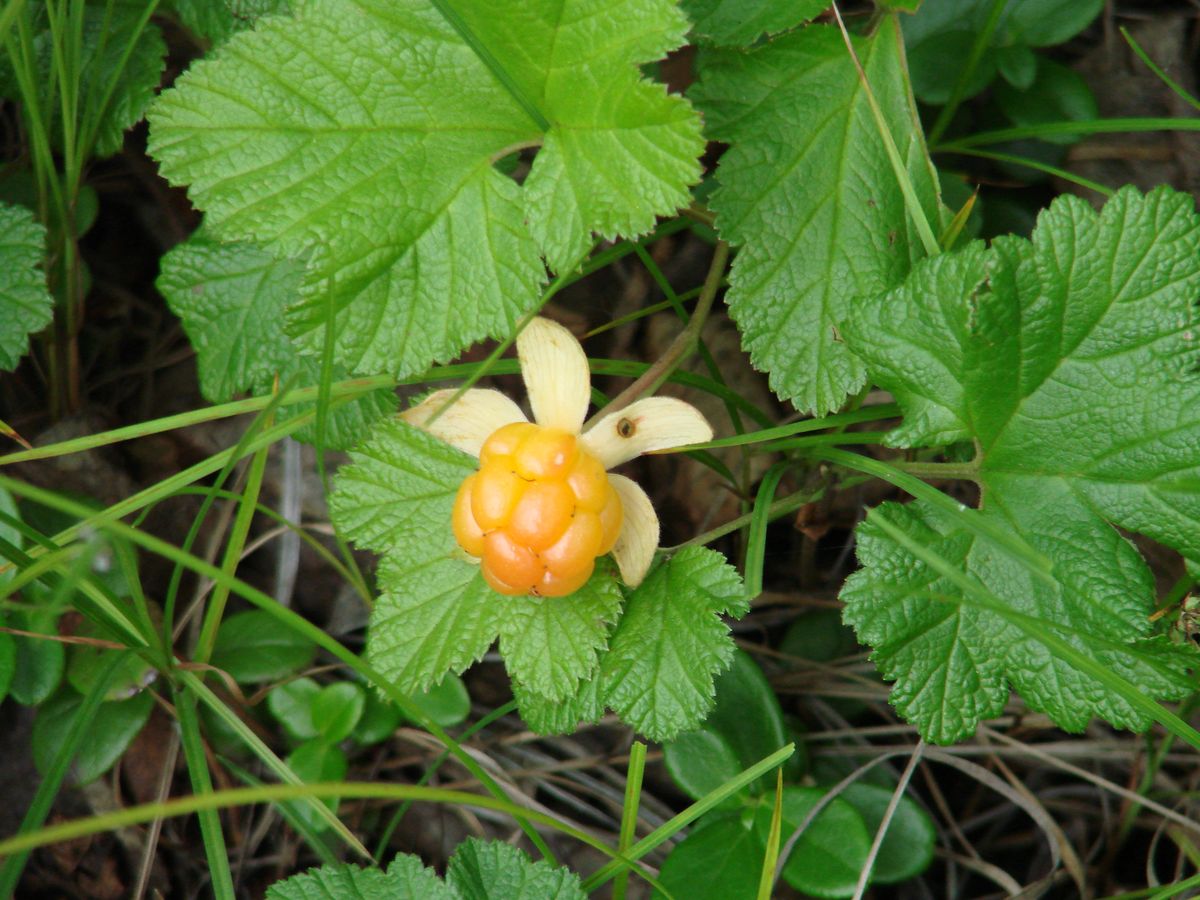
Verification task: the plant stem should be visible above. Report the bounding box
[890,460,980,482]
[584,239,730,429]
[669,487,819,551]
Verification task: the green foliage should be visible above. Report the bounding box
[331,417,748,741]
[268,677,322,742]
[210,609,317,684]
[692,17,942,414]
[0,3,166,158]
[9,608,65,707]
[266,840,584,899]
[839,782,936,885]
[601,546,747,741]
[309,682,365,743]
[172,0,291,46]
[654,813,761,900]
[32,687,153,785]
[148,0,703,380]
[840,186,1200,742]
[0,202,53,371]
[156,232,396,449]
[664,650,793,800]
[680,0,828,47]
[497,562,623,702]
[752,787,871,897]
[284,738,348,831]
[993,59,1097,145]
[903,0,1103,104]
[66,622,156,700]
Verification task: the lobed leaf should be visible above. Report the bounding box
[691,17,941,414]
[601,546,747,741]
[157,233,395,449]
[266,855,453,900]
[148,0,703,379]
[841,186,1200,742]
[0,203,53,371]
[680,0,828,47]
[498,562,623,702]
[448,838,586,900]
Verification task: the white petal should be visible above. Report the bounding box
[582,397,714,470]
[517,317,590,433]
[400,389,527,458]
[608,474,659,588]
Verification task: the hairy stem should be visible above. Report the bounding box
[584,239,730,429]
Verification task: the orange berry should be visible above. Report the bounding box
[513,427,578,481]
[481,564,525,596]
[538,563,595,598]
[541,511,603,579]
[459,422,629,599]
[471,466,526,531]
[507,480,575,551]
[566,450,608,512]
[483,529,543,593]
[451,476,485,557]
[597,484,623,555]
[480,421,535,465]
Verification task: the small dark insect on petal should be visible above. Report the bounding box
[617,417,636,438]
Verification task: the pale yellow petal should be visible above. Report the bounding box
[517,316,590,432]
[581,397,714,469]
[400,389,526,458]
[608,474,658,588]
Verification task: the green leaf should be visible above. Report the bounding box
[512,676,604,736]
[156,233,395,450]
[0,628,13,702]
[995,43,1036,90]
[400,674,471,729]
[266,855,454,900]
[332,418,503,693]
[0,202,52,371]
[66,628,156,701]
[353,690,404,745]
[1,5,166,158]
[691,18,941,414]
[901,0,1103,104]
[665,649,791,803]
[681,0,828,47]
[654,814,761,900]
[994,59,1097,146]
[267,676,321,742]
[10,609,65,706]
[498,562,623,701]
[447,837,586,900]
[601,546,748,741]
[310,682,365,742]
[266,842,584,900]
[172,0,291,47]
[752,786,871,898]
[32,689,153,785]
[331,418,476,565]
[838,782,935,884]
[147,0,702,379]
[210,610,317,684]
[283,739,348,832]
[699,650,790,792]
[663,730,743,805]
[369,557,503,696]
[841,186,1200,742]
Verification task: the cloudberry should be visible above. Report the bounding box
[453,423,622,597]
